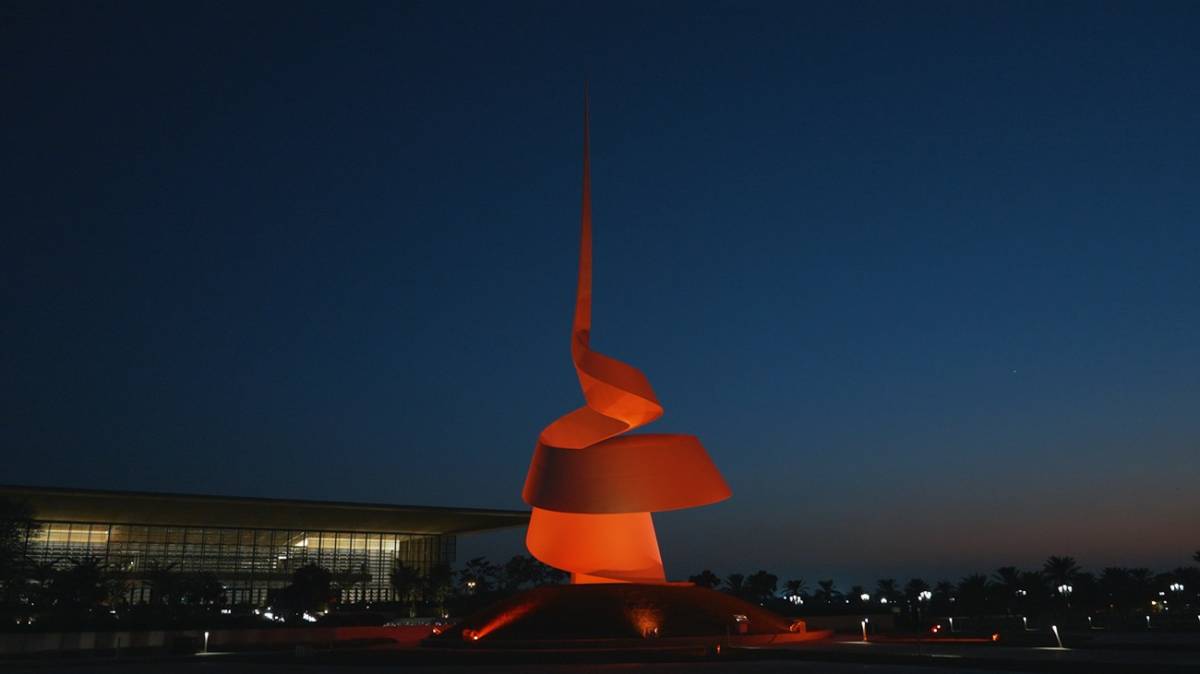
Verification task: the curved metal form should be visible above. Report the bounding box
[522,93,731,584]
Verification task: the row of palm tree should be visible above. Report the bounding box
[687,569,780,601]
[690,552,1200,627]
[11,557,224,611]
[389,554,568,617]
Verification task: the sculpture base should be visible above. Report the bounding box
[425,583,829,649]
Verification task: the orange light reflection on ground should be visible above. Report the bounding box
[472,600,538,639]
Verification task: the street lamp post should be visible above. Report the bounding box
[1168,583,1184,613]
[1057,584,1073,609]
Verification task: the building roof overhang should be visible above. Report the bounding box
[0,485,530,535]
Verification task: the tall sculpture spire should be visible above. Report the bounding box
[574,83,591,345]
[522,90,731,584]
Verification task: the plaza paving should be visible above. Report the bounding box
[0,660,1048,674]
[7,638,1200,674]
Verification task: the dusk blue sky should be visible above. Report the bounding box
[4,1,1198,587]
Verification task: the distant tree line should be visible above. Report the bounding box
[3,496,1197,632]
[689,552,1200,631]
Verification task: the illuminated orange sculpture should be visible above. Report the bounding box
[522,95,731,584]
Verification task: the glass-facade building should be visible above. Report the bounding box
[3,486,528,606]
[22,522,454,605]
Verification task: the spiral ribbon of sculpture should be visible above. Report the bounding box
[521,95,731,584]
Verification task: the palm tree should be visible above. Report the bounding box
[1194,550,1199,565]
[957,574,989,615]
[1128,567,1153,607]
[723,573,746,597]
[904,578,929,603]
[1100,567,1132,615]
[1020,570,1048,601]
[784,578,808,600]
[875,578,898,604]
[179,571,222,606]
[333,562,372,603]
[288,563,334,614]
[905,578,930,620]
[1174,566,1200,597]
[993,566,1021,593]
[1043,556,1081,587]
[144,560,181,606]
[746,570,778,602]
[848,585,866,604]
[933,580,956,610]
[425,563,454,617]
[49,557,111,612]
[390,563,422,617]
[688,569,720,589]
[0,497,38,604]
[103,566,131,610]
[23,559,60,608]
[816,579,837,605]
[992,566,1023,614]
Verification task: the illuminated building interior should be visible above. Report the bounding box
[3,485,528,606]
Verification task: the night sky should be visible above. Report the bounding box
[4,1,1198,587]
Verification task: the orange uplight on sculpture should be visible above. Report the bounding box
[522,92,731,584]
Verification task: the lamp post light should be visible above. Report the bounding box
[1057,584,1073,609]
[860,593,871,603]
[1163,584,1182,614]
[916,590,931,624]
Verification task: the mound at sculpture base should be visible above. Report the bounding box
[428,584,826,648]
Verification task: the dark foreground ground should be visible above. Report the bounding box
[0,661,1044,674]
[6,636,1200,674]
